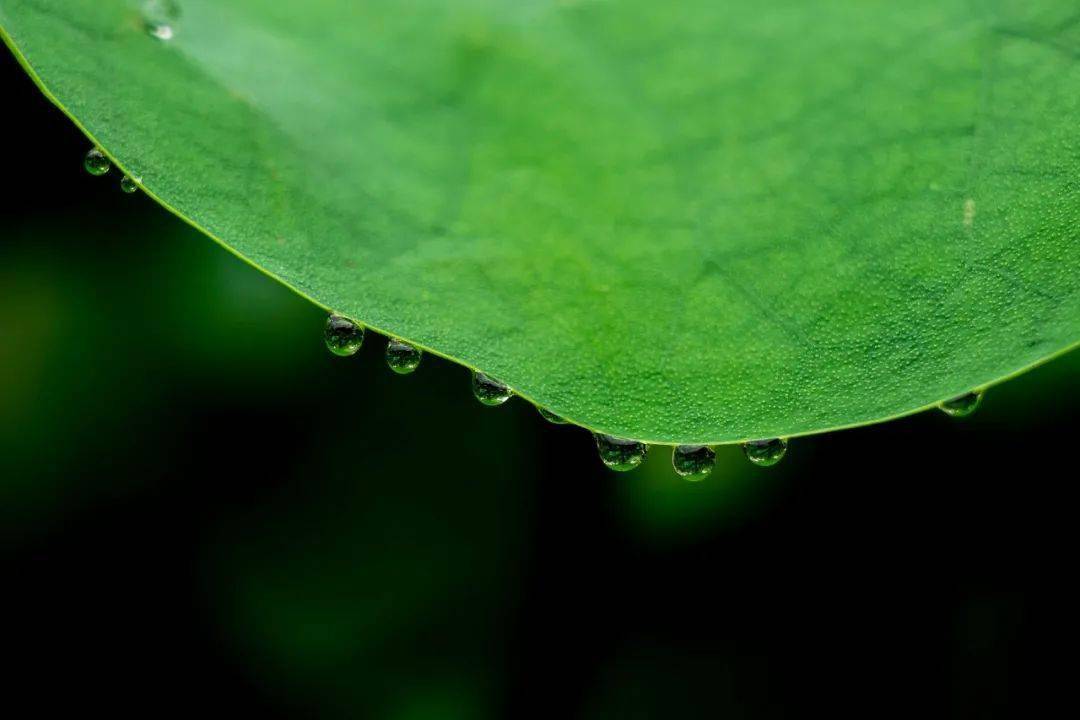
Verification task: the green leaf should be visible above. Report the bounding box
[2,0,1077,444]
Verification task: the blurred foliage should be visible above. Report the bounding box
[0,212,313,530]
[1,199,534,717]
[202,338,531,717]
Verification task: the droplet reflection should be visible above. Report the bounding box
[594,434,648,472]
[742,438,787,467]
[83,148,110,176]
[385,338,422,374]
[537,406,568,424]
[939,390,984,418]
[324,314,364,357]
[471,372,512,406]
[672,444,715,480]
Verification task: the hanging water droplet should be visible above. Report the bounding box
[742,438,787,467]
[938,390,984,418]
[385,338,422,375]
[83,148,110,176]
[324,314,364,357]
[120,175,138,194]
[143,0,179,40]
[594,434,648,472]
[471,372,512,406]
[672,445,715,480]
[537,406,568,424]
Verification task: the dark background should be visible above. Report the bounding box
[2,48,1077,718]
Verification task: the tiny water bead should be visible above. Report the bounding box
[471,372,512,406]
[143,0,179,40]
[385,339,422,375]
[83,148,110,176]
[742,438,788,467]
[537,406,568,424]
[594,434,649,472]
[324,315,364,356]
[147,23,175,40]
[939,390,984,418]
[672,445,715,480]
[120,175,138,194]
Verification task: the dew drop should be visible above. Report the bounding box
[594,434,648,472]
[143,0,179,40]
[537,406,568,424]
[148,23,174,40]
[938,390,984,418]
[672,444,715,480]
[471,372,512,406]
[385,338,422,375]
[83,148,110,176]
[324,314,364,357]
[742,438,787,467]
[120,175,138,194]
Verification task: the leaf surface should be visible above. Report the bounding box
[2,0,1077,443]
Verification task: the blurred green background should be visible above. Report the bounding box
[2,48,1077,718]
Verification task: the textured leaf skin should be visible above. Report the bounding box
[1,0,1077,444]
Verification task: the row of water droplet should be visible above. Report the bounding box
[83,148,986,478]
[84,148,139,194]
[323,314,985,478]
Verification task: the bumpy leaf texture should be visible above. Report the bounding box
[1,0,1077,443]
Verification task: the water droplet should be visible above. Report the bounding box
[471,372,512,406]
[385,338,422,375]
[672,444,715,480]
[120,175,138,194]
[537,406,567,424]
[939,390,984,418]
[324,314,364,357]
[148,23,174,40]
[742,438,787,467]
[83,148,110,176]
[143,0,179,40]
[594,434,648,472]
